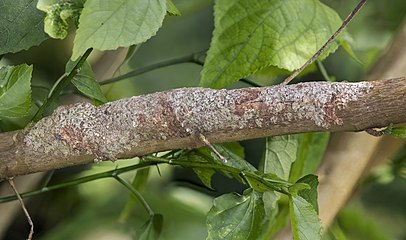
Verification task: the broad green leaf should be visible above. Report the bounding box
[289,195,322,240]
[0,0,49,54]
[72,0,167,60]
[289,132,330,182]
[166,0,181,16]
[207,189,267,240]
[261,135,298,180]
[138,214,163,240]
[295,174,319,213]
[37,0,85,39]
[119,168,150,221]
[66,60,107,104]
[0,65,32,119]
[384,125,406,138]
[200,0,343,88]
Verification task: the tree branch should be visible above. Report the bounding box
[1,78,405,180]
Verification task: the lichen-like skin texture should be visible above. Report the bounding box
[24,81,372,161]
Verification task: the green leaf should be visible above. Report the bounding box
[176,149,216,188]
[288,183,310,196]
[138,214,163,240]
[207,189,267,240]
[384,125,406,138]
[37,0,85,39]
[166,0,181,16]
[66,60,107,104]
[72,0,167,60]
[200,0,343,88]
[289,133,330,182]
[211,144,256,172]
[193,168,215,189]
[339,32,363,65]
[295,175,319,213]
[222,142,245,159]
[178,143,253,187]
[289,195,322,240]
[261,135,298,180]
[0,65,32,119]
[0,0,49,54]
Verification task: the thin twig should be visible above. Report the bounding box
[114,175,154,216]
[198,134,228,163]
[99,51,206,85]
[282,0,368,85]
[7,179,34,240]
[0,156,293,204]
[31,48,93,122]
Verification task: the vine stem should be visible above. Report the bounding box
[99,51,205,85]
[31,48,93,122]
[282,0,368,85]
[0,156,292,203]
[114,175,154,216]
[99,51,263,87]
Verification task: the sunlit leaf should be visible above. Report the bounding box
[72,0,167,60]
[0,65,32,119]
[261,135,298,180]
[200,0,343,88]
[207,188,267,240]
[37,0,85,39]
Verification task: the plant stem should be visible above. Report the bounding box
[114,175,154,216]
[0,155,292,203]
[8,179,34,240]
[99,51,263,88]
[282,0,368,85]
[31,48,93,122]
[0,161,153,203]
[99,52,204,85]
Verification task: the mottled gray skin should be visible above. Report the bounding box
[24,81,372,161]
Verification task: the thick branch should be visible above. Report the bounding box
[1,78,405,179]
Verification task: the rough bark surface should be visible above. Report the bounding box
[1,78,405,179]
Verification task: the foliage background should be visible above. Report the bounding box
[1,0,406,239]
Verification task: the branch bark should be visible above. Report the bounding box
[1,78,406,180]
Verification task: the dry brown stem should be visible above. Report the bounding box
[1,78,405,180]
